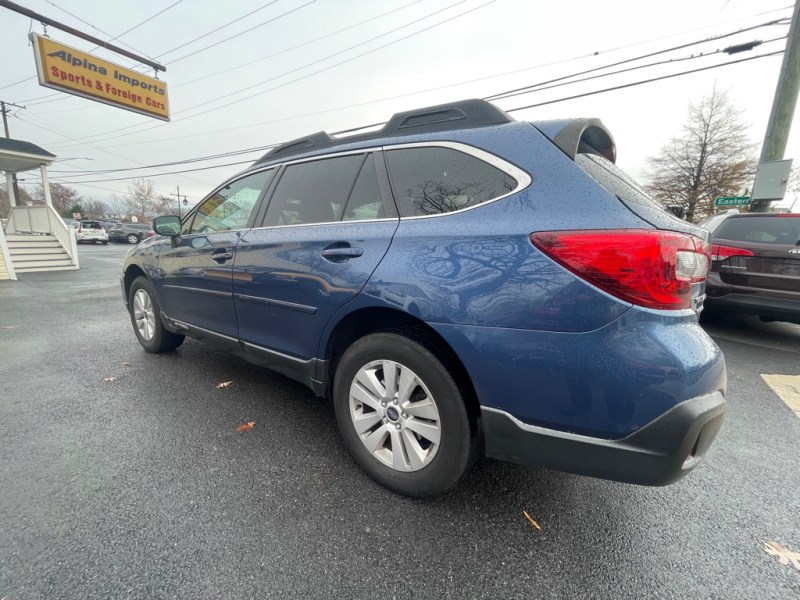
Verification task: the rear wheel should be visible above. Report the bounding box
[101,241,108,245]
[127,233,139,244]
[333,333,475,497]
[128,276,184,353]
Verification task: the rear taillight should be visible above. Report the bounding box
[710,244,754,261]
[530,229,710,310]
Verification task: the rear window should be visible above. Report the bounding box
[714,216,800,245]
[81,222,103,229]
[575,153,660,210]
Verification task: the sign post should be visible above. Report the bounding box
[30,33,169,121]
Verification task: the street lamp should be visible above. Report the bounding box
[171,185,188,218]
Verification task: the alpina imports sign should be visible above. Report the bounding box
[30,33,169,121]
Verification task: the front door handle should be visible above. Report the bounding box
[212,248,235,263]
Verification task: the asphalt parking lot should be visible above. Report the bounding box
[1,243,799,599]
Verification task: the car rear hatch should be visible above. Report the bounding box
[711,215,800,292]
[531,119,710,315]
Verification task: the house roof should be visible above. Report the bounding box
[0,137,57,173]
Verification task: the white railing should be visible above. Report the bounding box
[5,205,79,269]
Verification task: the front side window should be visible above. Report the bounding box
[189,169,273,234]
[263,154,364,227]
[385,146,517,217]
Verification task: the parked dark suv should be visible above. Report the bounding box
[110,223,154,244]
[702,211,800,324]
[122,99,726,496]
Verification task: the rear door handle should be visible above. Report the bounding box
[212,248,235,263]
[321,247,363,258]
[321,244,363,262]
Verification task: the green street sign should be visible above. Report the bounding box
[714,196,750,207]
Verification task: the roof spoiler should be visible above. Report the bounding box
[532,118,616,163]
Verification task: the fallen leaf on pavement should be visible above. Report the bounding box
[103,377,117,382]
[763,541,800,571]
[523,511,541,530]
[217,380,234,389]
[236,421,256,432]
[122,362,130,367]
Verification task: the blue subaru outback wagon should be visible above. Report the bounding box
[122,99,726,496]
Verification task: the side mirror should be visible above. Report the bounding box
[153,215,181,237]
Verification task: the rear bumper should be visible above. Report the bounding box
[482,390,725,486]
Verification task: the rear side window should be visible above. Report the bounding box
[264,155,364,226]
[714,217,800,245]
[385,147,517,217]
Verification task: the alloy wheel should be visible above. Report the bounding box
[133,289,156,341]
[349,360,442,472]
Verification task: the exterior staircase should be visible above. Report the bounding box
[5,234,77,273]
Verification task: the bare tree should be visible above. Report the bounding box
[82,199,108,219]
[644,86,756,223]
[0,184,35,219]
[33,182,81,216]
[106,194,129,220]
[123,179,159,222]
[154,194,178,216]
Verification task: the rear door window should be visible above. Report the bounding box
[263,155,364,226]
[385,146,517,217]
[714,217,800,245]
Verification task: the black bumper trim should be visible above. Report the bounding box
[482,391,725,486]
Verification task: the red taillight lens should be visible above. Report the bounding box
[710,244,754,261]
[530,229,710,310]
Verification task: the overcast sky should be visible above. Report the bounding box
[1,0,798,211]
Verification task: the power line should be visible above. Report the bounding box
[46,10,789,154]
[486,16,788,101]
[5,2,183,101]
[54,49,784,185]
[151,1,281,61]
[13,113,217,187]
[44,0,498,148]
[504,50,784,113]
[171,0,426,89]
[490,35,786,103]
[42,0,153,59]
[40,11,793,153]
[165,1,317,64]
[22,0,427,117]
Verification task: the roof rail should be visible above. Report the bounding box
[253,99,514,165]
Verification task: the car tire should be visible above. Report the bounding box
[333,332,475,497]
[101,241,108,245]
[128,276,185,353]
[127,233,140,244]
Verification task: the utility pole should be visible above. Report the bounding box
[1,100,25,205]
[752,0,800,211]
[170,186,187,218]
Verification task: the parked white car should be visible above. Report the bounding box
[75,220,109,244]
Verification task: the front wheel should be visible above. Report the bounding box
[333,333,475,497]
[127,233,140,244]
[101,240,108,245]
[128,276,184,353]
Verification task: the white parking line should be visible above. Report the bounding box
[761,374,800,419]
